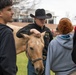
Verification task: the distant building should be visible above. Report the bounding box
[12,0,55,24]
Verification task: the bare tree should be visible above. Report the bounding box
[12,0,41,21]
[13,0,41,11]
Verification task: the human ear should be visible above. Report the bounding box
[0,11,2,17]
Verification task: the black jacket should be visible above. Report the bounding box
[16,23,53,56]
[0,24,17,75]
[72,29,76,64]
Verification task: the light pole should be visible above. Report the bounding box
[53,15,57,24]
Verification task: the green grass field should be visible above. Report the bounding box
[16,52,55,75]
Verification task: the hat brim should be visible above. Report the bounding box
[30,13,52,19]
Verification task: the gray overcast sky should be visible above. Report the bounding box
[36,0,76,24]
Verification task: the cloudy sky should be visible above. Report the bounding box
[36,0,76,24]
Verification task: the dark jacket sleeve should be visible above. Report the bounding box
[72,29,76,64]
[49,30,53,41]
[73,30,76,46]
[16,24,32,38]
[0,31,17,75]
[72,44,76,64]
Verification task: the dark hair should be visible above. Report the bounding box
[0,0,12,10]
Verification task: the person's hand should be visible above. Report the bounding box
[30,29,41,37]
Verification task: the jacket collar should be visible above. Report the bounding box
[34,22,45,30]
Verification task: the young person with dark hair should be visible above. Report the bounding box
[0,0,17,75]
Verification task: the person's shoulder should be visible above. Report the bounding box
[0,24,13,32]
[45,26,51,31]
[49,38,56,46]
[45,27,53,35]
[4,26,13,34]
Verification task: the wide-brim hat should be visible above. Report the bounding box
[30,9,52,19]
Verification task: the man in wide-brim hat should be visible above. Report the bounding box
[30,9,52,19]
[16,9,53,75]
